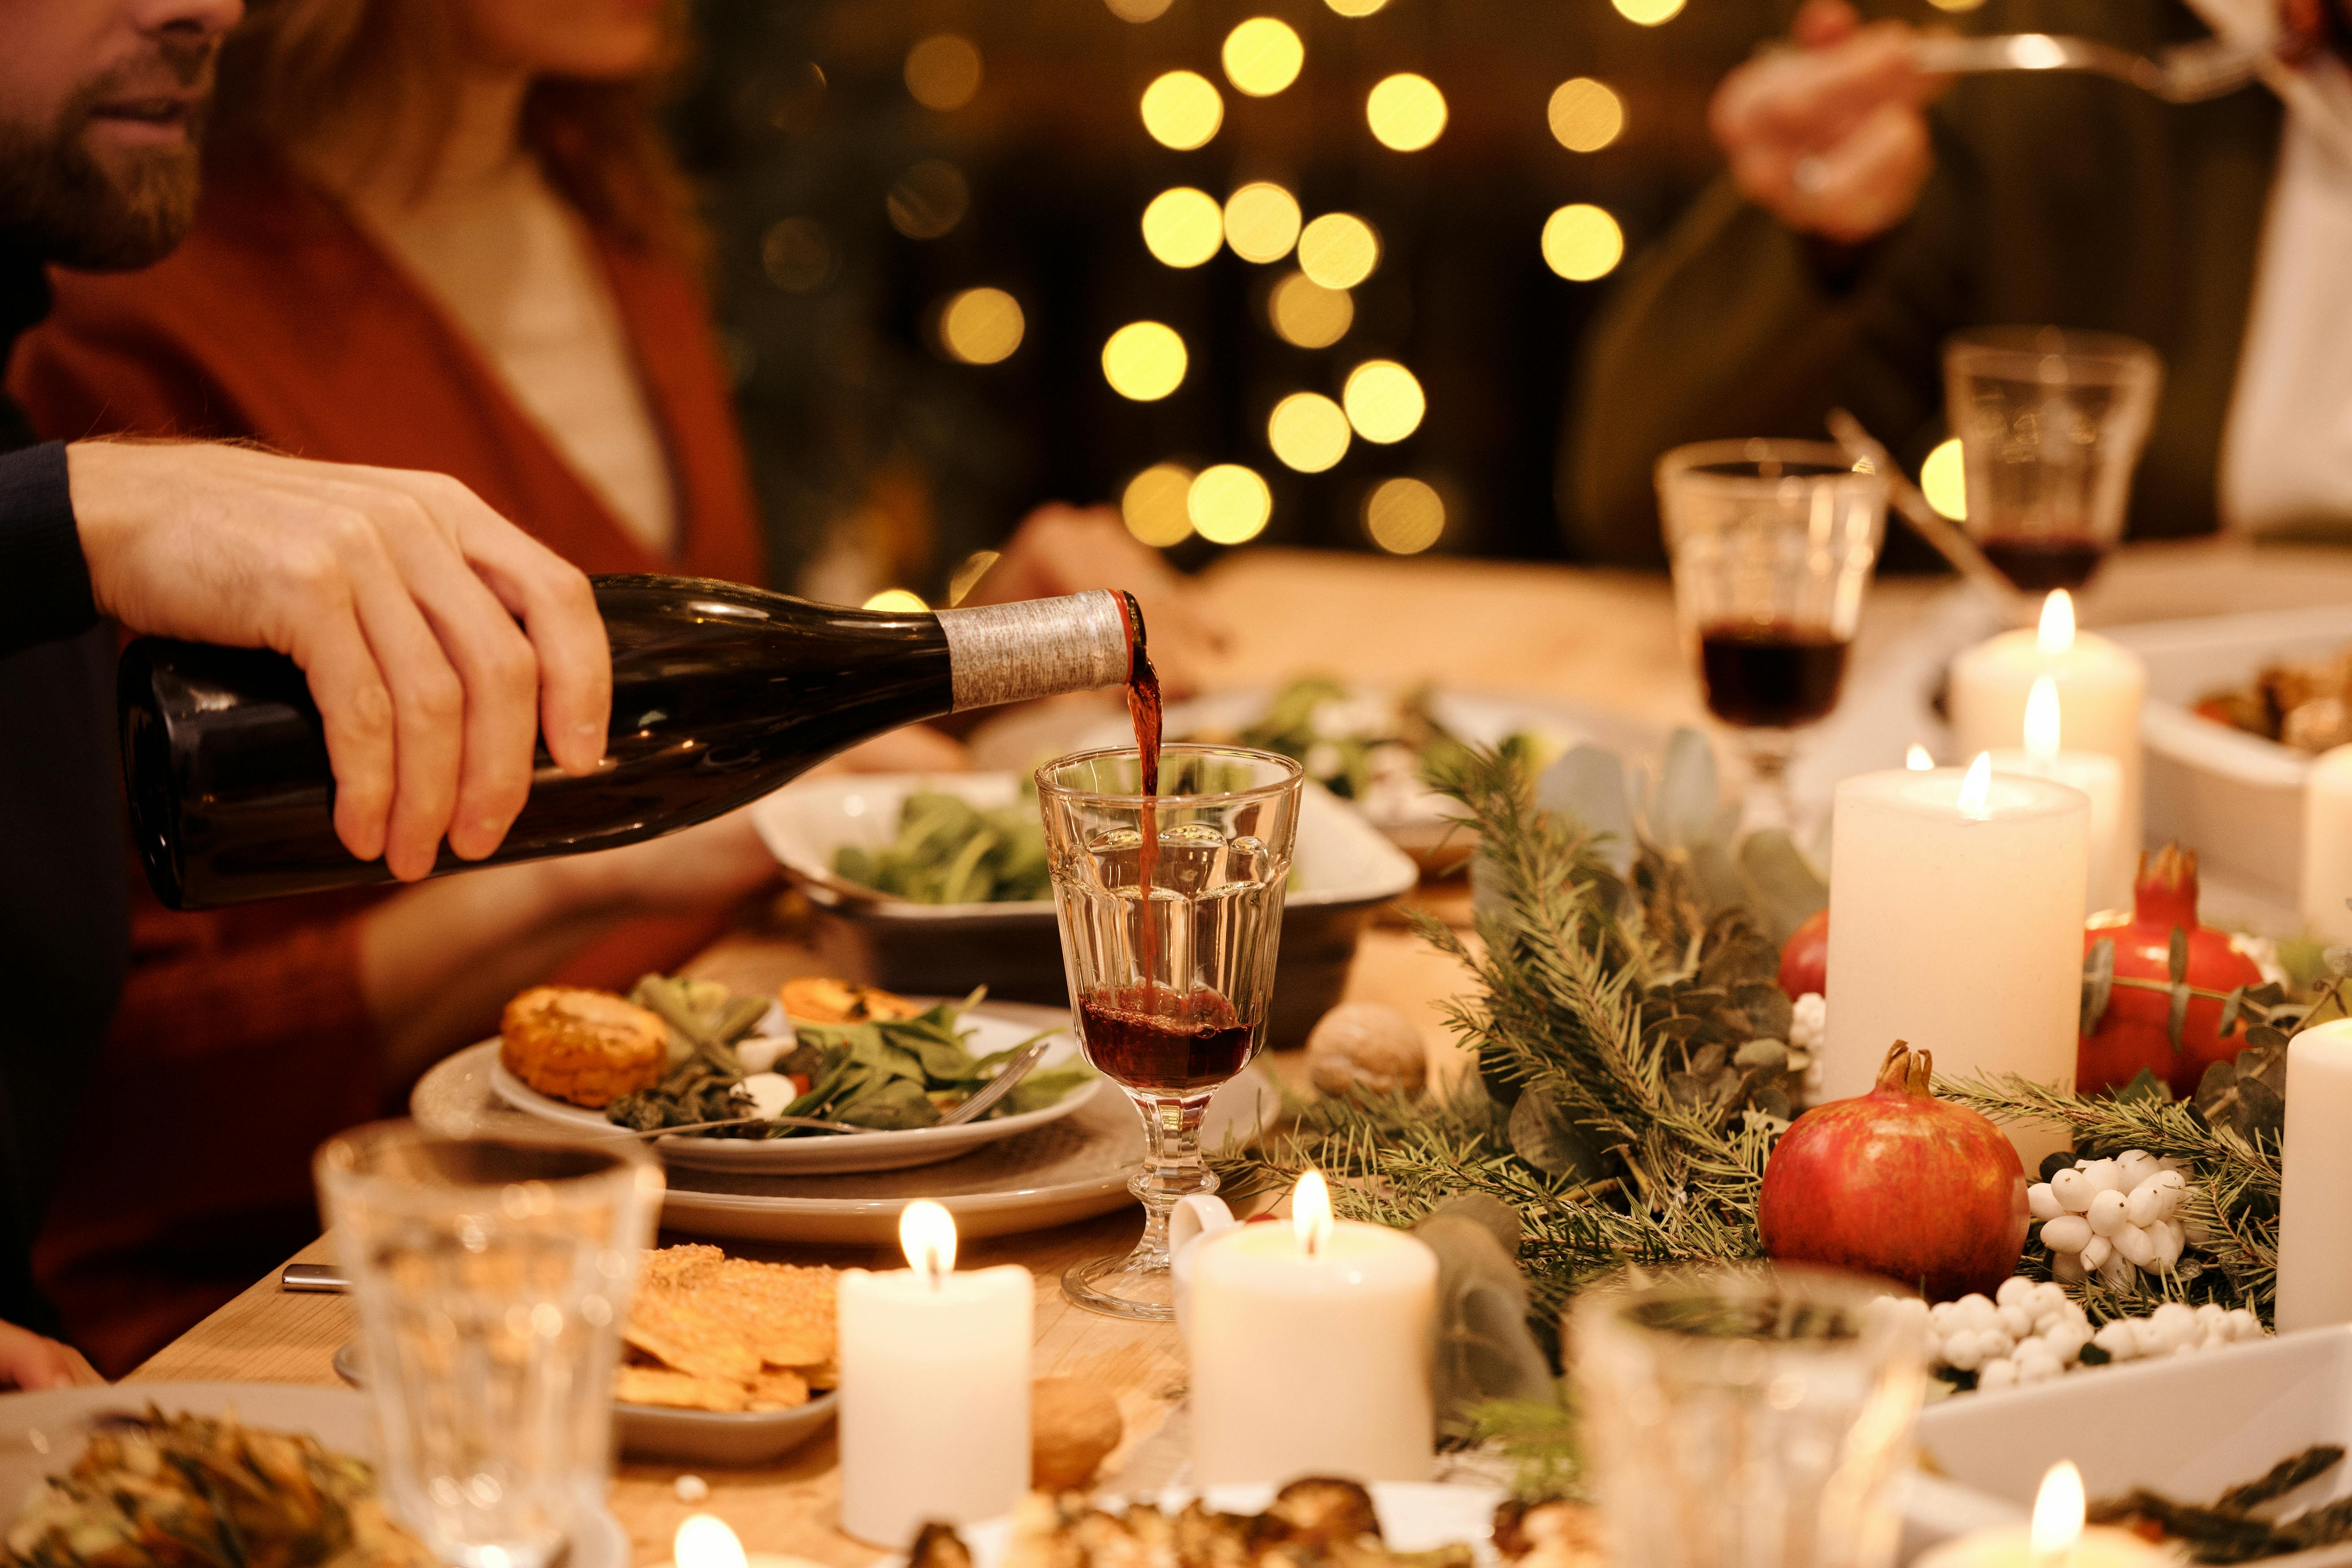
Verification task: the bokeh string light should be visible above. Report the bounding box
[1103,321,1189,400]
[1142,187,1225,268]
[1548,78,1625,152]
[1612,0,1686,24]
[903,34,982,110]
[1297,213,1379,289]
[887,160,969,239]
[939,288,1025,364]
[1223,18,1305,96]
[1343,360,1426,444]
[1189,464,1274,544]
[1122,464,1197,545]
[1223,183,1303,263]
[1267,393,1353,473]
[1141,71,1224,149]
[1324,0,1388,14]
[1541,203,1624,280]
[863,588,929,612]
[1268,273,1353,348]
[1366,73,1447,151]
[1104,0,1173,19]
[1363,477,1445,554]
[1922,437,1969,519]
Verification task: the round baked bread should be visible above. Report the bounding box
[501,986,669,1108]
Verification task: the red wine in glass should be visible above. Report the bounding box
[1121,602,1164,988]
[1977,534,2107,592]
[1697,621,1851,729]
[1078,986,1251,1094]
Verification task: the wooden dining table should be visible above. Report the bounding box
[122,538,2352,1566]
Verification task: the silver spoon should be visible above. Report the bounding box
[1909,32,2261,102]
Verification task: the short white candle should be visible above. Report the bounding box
[1915,1461,2168,1568]
[2303,746,2352,944]
[1823,757,2088,1166]
[1950,591,2145,879]
[838,1201,1031,1546]
[1988,677,2128,913]
[2275,1020,2352,1333]
[1189,1170,1438,1487]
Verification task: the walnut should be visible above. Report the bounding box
[1030,1377,1123,1492]
[1305,1004,1426,1098]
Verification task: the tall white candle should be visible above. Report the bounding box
[838,1201,1032,1546]
[2303,746,2352,944]
[1950,591,2145,877]
[1189,1171,1438,1487]
[1823,757,2088,1166]
[1989,677,2128,913]
[2275,1020,2352,1333]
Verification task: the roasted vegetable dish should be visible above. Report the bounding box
[3,1407,437,1568]
[833,790,1051,904]
[2196,646,2352,753]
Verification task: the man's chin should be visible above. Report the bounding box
[46,136,202,270]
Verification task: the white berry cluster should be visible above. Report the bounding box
[1923,1278,2093,1388]
[2085,1299,2265,1365]
[1789,993,1825,1095]
[2028,1150,2188,1286]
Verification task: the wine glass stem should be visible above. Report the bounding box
[1127,1092,1216,1271]
[1741,732,1795,834]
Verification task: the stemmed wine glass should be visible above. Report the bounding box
[1036,744,1303,1322]
[1656,439,1887,832]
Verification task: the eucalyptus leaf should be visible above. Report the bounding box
[2330,946,2352,977]
[1735,1038,1789,1069]
[2082,938,2116,1037]
[1737,828,1829,945]
[2170,926,2191,984]
[1537,744,1636,875]
[2116,1067,2171,1105]
[1688,839,1748,920]
[1506,1090,1607,1180]
[2220,986,2245,1040]
[2169,982,2191,1058]
[1648,727,1721,850]
[1731,981,1795,1040]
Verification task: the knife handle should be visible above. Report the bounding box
[279,1262,349,1293]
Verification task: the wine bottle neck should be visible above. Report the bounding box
[934,590,1133,712]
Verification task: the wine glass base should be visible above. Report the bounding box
[1062,1251,1176,1322]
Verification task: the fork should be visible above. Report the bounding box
[1911,32,2263,101]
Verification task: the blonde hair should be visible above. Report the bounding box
[211,0,698,259]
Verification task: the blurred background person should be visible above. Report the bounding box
[1563,0,2352,564]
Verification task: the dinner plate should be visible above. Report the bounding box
[949,1481,1506,1568]
[483,1006,1103,1175]
[0,1381,628,1568]
[330,1341,836,1469]
[417,1040,1276,1246]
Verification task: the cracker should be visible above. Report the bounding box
[616,1365,752,1413]
[747,1368,811,1411]
[623,1289,762,1382]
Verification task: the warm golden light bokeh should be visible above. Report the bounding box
[1548,78,1625,152]
[1267,393,1352,473]
[1297,213,1379,290]
[1325,0,1388,13]
[1366,74,1447,152]
[1364,476,1445,554]
[1343,360,1426,444]
[1189,464,1273,545]
[1268,272,1354,348]
[1122,463,1197,546]
[1106,0,1174,18]
[863,588,929,612]
[1223,183,1303,263]
[1921,436,1968,520]
[1141,71,1224,150]
[1142,187,1225,268]
[1613,0,1685,24]
[1223,18,1305,97]
[904,35,983,110]
[761,218,834,292]
[1102,321,1189,401]
[939,288,1025,364]
[887,160,969,239]
[1541,204,1624,280]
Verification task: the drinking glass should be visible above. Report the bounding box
[1943,326,2163,597]
[1656,440,1886,830]
[316,1123,663,1568]
[1575,1264,1929,1568]
[1037,744,1303,1322]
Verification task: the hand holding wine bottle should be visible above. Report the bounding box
[68,440,610,880]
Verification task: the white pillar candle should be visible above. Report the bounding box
[1915,1462,2167,1568]
[2303,746,2352,944]
[1988,677,2128,913]
[1189,1171,1438,1488]
[1950,591,2145,878]
[838,1201,1032,1547]
[1823,757,2088,1166]
[2275,1020,2352,1334]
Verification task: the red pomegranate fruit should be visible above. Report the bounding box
[1758,1040,2027,1302]
[2078,845,2264,1099]
[1779,908,1829,1001]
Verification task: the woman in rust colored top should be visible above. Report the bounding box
[4,0,888,1371]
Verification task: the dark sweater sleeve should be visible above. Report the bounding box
[0,443,95,661]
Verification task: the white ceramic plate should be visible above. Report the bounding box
[0,1382,628,1568]
[486,1009,1103,1175]
[949,1482,1505,1568]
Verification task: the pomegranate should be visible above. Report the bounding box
[1758,1040,2027,1302]
[1779,909,1829,1001]
[2078,845,2263,1099]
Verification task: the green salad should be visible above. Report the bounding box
[1204,676,1543,822]
[833,790,1051,904]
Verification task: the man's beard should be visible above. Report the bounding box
[0,42,215,272]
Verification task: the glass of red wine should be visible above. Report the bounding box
[1943,327,2163,597]
[1036,744,1304,1322]
[1656,440,1887,831]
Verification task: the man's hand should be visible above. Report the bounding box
[961,503,1229,698]
[0,1321,102,1389]
[1711,0,1947,245]
[67,441,610,881]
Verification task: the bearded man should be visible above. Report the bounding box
[0,0,615,1382]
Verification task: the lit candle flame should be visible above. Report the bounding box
[674,1515,749,1568]
[2030,1461,2086,1559]
[1906,744,1934,771]
[1958,752,1993,820]
[1294,1168,1334,1258]
[2036,590,2077,656]
[899,1199,956,1285]
[2024,676,2063,764]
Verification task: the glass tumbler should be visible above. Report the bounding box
[1656,440,1886,830]
[1574,1264,1929,1568]
[1943,326,2163,597]
[316,1123,663,1568]
[1037,744,1303,1322]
